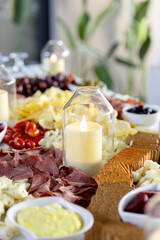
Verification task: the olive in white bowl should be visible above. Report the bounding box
[122,105,160,126]
[0,121,7,143]
[7,196,94,240]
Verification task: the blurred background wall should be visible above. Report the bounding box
[0,0,39,60]
[0,0,159,101]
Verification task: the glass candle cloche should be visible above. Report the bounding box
[63,87,114,176]
[0,64,16,123]
[41,40,70,76]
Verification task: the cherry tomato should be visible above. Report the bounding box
[3,135,11,143]
[25,139,36,148]
[8,140,14,148]
[12,127,23,134]
[34,135,43,146]
[6,130,13,136]
[13,137,25,149]
[27,128,40,137]
[25,121,36,134]
[14,120,28,129]
[7,126,14,132]
[12,132,22,139]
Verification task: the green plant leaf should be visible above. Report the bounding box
[137,18,149,43]
[125,27,137,49]
[139,35,151,60]
[11,0,32,24]
[77,11,90,40]
[80,44,104,60]
[114,57,138,68]
[58,18,76,49]
[107,42,119,57]
[134,0,150,21]
[93,64,113,89]
[85,1,118,40]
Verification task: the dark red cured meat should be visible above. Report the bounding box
[60,166,96,184]
[9,152,22,167]
[0,146,97,208]
[30,166,50,177]
[38,191,60,198]
[32,179,51,197]
[0,154,13,163]
[11,165,33,180]
[35,154,59,177]
[54,149,63,167]
[0,162,13,178]
[54,149,63,159]
[24,155,42,167]
[40,145,55,158]
[50,177,58,190]
[59,186,83,204]
[28,174,50,193]
[12,147,43,155]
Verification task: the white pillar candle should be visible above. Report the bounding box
[43,54,65,76]
[65,116,102,176]
[0,89,9,121]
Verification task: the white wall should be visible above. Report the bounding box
[56,0,160,99]
[0,1,38,60]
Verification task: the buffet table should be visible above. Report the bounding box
[0,65,160,240]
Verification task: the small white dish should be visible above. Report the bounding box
[118,183,160,228]
[122,104,160,126]
[7,197,94,240]
[0,121,7,143]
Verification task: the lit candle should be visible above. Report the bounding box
[0,89,9,121]
[43,53,65,76]
[65,115,102,176]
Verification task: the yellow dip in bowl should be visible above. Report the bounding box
[16,202,83,237]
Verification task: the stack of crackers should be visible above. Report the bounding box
[127,132,160,162]
[86,132,159,240]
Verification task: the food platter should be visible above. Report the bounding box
[0,68,160,240]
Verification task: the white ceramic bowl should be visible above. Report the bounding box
[118,183,160,228]
[122,104,160,126]
[0,121,7,143]
[7,197,94,240]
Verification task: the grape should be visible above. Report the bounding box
[16,73,76,97]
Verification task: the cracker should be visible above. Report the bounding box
[88,182,134,222]
[127,131,160,162]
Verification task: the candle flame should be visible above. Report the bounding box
[89,103,95,115]
[80,115,87,131]
[50,54,57,63]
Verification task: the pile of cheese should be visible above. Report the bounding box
[16,87,72,129]
[0,176,33,240]
[132,160,160,187]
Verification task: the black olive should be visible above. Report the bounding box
[127,105,157,114]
